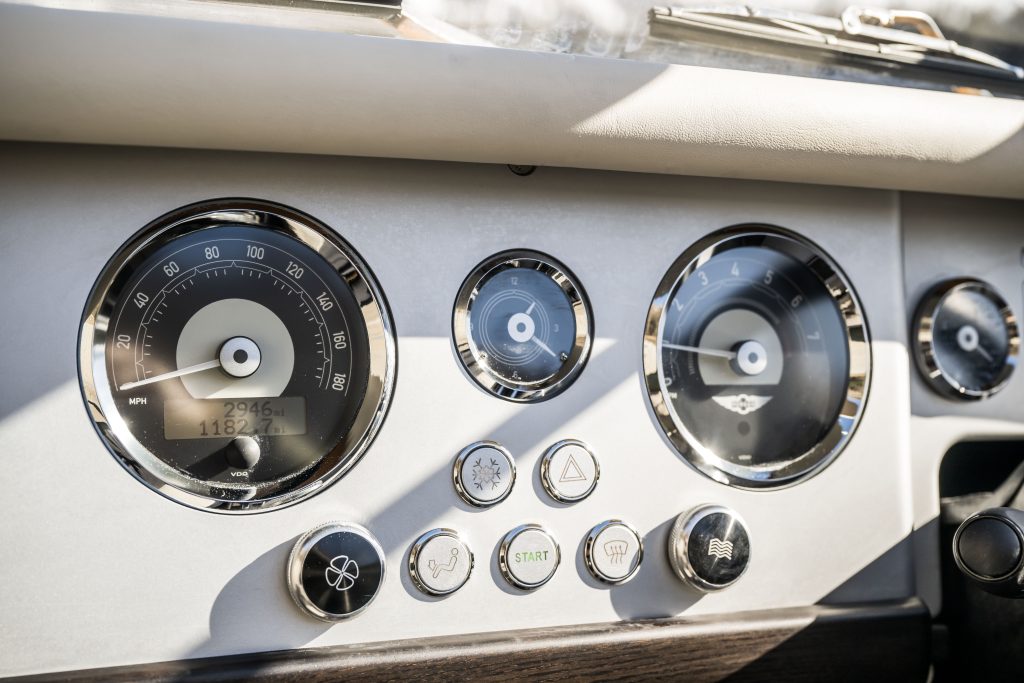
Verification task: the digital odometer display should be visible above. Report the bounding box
[79,202,396,512]
[164,398,307,440]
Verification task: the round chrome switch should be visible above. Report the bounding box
[584,520,643,585]
[668,506,750,592]
[409,528,474,596]
[287,523,386,621]
[499,524,560,590]
[539,440,599,503]
[453,441,516,507]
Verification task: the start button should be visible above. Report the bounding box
[499,524,560,590]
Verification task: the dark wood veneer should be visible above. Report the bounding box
[11,599,929,682]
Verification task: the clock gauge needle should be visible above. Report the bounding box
[661,342,737,360]
[531,336,559,359]
[119,359,222,391]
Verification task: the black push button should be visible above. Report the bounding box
[669,506,750,591]
[957,517,1022,579]
[287,523,385,621]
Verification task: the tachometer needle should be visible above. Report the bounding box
[531,336,558,359]
[661,342,737,360]
[119,359,222,390]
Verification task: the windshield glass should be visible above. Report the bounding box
[401,0,1023,95]
[405,0,1022,63]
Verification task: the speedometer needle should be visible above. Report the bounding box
[661,342,737,360]
[119,359,222,390]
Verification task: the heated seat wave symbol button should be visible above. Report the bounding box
[325,554,360,591]
[707,537,734,560]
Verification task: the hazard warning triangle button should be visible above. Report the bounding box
[559,455,587,483]
[541,440,599,502]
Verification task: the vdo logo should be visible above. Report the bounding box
[325,554,360,591]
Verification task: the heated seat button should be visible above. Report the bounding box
[409,528,474,596]
[287,523,385,621]
[668,506,750,592]
[499,524,560,590]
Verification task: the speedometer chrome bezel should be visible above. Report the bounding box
[643,225,871,489]
[78,199,397,513]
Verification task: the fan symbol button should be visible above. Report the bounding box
[325,554,360,591]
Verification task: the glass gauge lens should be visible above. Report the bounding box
[79,201,396,512]
[453,250,592,403]
[644,228,870,489]
[914,279,1019,400]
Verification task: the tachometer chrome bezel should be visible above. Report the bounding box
[642,225,871,490]
[78,199,397,513]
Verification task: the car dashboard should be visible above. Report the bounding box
[1,2,1023,681]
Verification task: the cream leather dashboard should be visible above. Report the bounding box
[0,2,1022,680]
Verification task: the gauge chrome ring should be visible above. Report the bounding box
[912,278,1019,401]
[452,249,593,403]
[78,199,397,513]
[642,225,871,490]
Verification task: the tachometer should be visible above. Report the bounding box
[79,201,396,512]
[643,227,870,488]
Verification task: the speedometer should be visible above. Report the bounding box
[643,227,870,488]
[79,201,396,512]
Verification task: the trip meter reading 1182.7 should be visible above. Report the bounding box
[79,201,396,513]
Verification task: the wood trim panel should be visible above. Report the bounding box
[13,599,929,682]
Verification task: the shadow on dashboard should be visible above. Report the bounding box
[184,539,332,661]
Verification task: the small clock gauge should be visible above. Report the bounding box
[453,250,592,402]
[914,278,1019,400]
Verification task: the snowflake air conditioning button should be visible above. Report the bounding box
[453,441,516,508]
[287,523,386,621]
[667,506,750,592]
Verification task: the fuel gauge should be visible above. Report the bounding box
[914,279,1019,400]
[453,250,592,402]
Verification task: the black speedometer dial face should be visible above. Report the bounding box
[644,228,870,489]
[913,279,1019,400]
[453,250,592,403]
[79,202,396,512]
